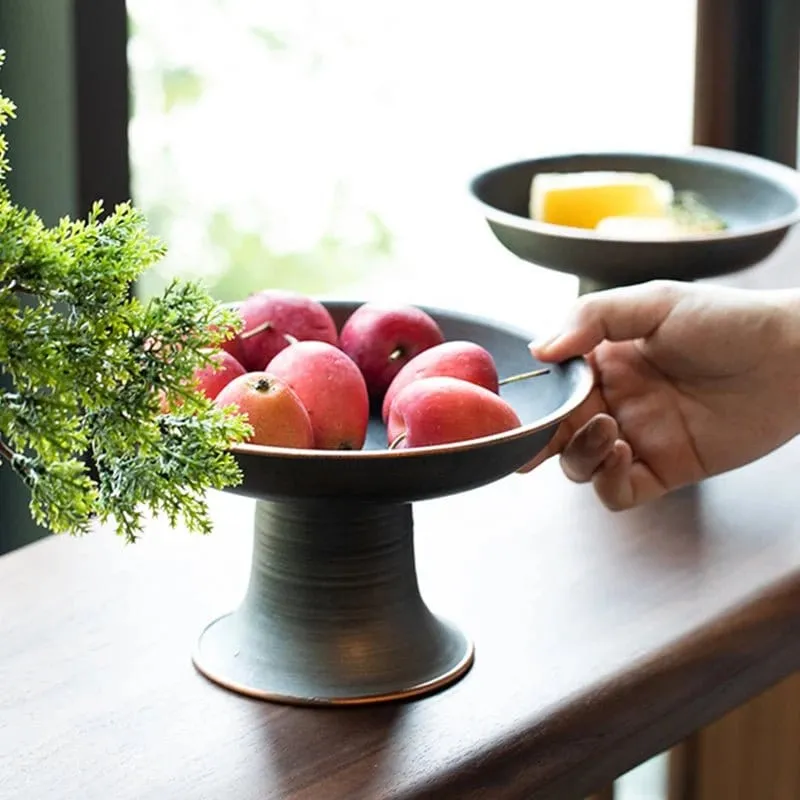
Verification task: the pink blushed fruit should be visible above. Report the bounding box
[338,303,445,403]
[213,371,314,449]
[193,350,247,401]
[387,376,521,449]
[266,340,370,450]
[382,340,499,423]
[236,289,338,372]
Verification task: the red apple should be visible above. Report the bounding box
[387,376,521,448]
[193,349,247,400]
[338,303,445,403]
[213,371,314,449]
[266,340,369,450]
[381,340,499,422]
[236,289,339,372]
[219,334,244,363]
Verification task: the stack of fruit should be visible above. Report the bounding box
[192,289,536,451]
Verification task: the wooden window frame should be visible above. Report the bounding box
[693,0,800,167]
[73,0,132,217]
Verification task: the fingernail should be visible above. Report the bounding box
[603,447,621,468]
[583,419,611,451]
[528,334,560,353]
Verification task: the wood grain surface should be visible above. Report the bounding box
[682,672,800,799]
[1,232,800,800]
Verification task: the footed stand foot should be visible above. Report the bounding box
[193,499,474,706]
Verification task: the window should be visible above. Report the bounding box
[127,0,698,328]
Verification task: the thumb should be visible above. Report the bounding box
[529,280,682,362]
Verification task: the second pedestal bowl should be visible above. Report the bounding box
[193,301,593,706]
[469,146,800,294]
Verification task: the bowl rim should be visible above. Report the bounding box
[228,301,594,461]
[468,145,800,244]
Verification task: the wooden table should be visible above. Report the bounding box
[2,231,800,800]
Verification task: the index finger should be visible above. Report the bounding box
[530,280,681,363]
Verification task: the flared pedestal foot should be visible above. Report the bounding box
[193,499,475,706]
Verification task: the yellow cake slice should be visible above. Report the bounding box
[529,171,675,229]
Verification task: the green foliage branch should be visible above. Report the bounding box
[0,51,249,543]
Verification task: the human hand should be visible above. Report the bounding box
[521,280,800,509]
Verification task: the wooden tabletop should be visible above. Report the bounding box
[2,231,800,800]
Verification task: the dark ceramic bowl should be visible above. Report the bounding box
[225,300,592,504]
[193,301,592,707]
[469,146,800,291]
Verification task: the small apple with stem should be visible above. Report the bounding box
[382,340,500,423]
[386,363,550,449]
[234,289,339,372]
[214,371,314,449]
[266,340,370,450]
[386,376,522,449]
[339,303,445,404]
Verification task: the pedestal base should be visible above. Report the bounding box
[192,499,475,706]
[193,608,473,706]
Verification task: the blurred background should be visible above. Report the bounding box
[126,0,698,323]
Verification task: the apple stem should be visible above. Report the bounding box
[388,432,407,450]
[388,347,404,362]
[240,320,272,340]
[498,367,550,387]
[240,321,297,347]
